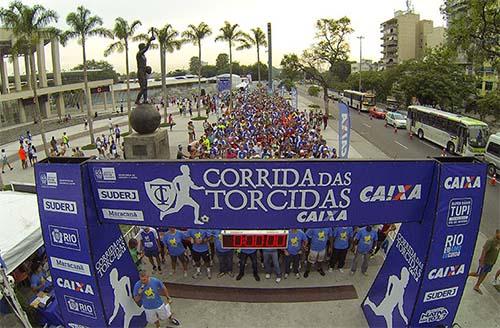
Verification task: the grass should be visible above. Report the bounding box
[159,122,177,128]
[192,116,208,121]
[82,143,97,150]
[2,184,12,191]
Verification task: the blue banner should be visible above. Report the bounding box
[338,102,351,159]
[363,161,486,327]
[87,160,435,229]
[35,162,146,328]
[217,77,231,92]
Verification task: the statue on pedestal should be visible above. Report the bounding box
[135,32,155,105]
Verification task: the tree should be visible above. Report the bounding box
[244,27,267,83]
[167,69,188,77]
[189,56,200,74]
[442,0,499,68]
[476,90,500,120]
[281,18,353,116]
[152,23,183,121]
[215,21,249,107]
[62,6,112,144]
[0,1,59,156]
[393,47,477,110]
[215,53,229,73]
[104,18,147,130]
[182,22,212,117]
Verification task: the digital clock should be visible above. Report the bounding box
[221,230,289,249]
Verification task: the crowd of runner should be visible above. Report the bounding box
[178,90,336,160]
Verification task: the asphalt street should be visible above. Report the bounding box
[298,86,499,238]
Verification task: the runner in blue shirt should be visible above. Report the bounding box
[133,270,180,327]
[162,228,188,277]
[304,228,333,278]
[350,226,378,275]
[284,229,308,279]
[329,226,354,272]
[138,227,162,273]
[185,229,212,279]
[210,230,234,277]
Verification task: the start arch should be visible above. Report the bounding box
[35,157,486,327]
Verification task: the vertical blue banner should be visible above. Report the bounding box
[338,102,351,159]
[410,162,486,327]
[291,88,298,109]
[35,160,146,328]
[363,160,487,327]
[217,76,231,92]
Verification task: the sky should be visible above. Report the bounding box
[10,0,445,75]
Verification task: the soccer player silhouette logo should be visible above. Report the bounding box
[364,267,410,328]
[108,268,144,328]
[145,165,205,225]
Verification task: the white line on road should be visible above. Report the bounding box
[363,123,371,128]
[418,140,437,150]
[394,141,409,149]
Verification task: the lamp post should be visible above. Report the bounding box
[357,36,364,92]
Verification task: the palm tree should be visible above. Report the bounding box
[182,22,211,117]
[215,21,248,107]
[62,6,112,145]
[0,1,58,157]
[245,27,267,84]
[152,24,183,121]
[104,18,146,130]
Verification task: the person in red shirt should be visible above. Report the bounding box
[18,145,27,169]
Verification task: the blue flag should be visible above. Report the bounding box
[338,102,351,158]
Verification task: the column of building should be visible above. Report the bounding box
[36,39,50,118]
[51,37,65,119]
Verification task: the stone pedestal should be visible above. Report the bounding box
[123,129,170,159]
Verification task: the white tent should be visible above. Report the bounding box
[0,191,43,274]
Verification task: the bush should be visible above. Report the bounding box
[308,85,321,97]
[82,144,96,151]
[159,122,177,128]
[192,116,208,121]
[308,104,320,109]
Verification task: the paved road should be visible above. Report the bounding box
[298,86,499,237]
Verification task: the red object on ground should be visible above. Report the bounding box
[368,106,386,119]
[489,173,497,186]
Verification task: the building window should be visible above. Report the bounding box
[485,81,493,91]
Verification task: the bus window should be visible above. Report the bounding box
[468,126,488,148]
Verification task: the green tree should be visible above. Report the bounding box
[215,21,249,106]
[476,90,500,120]
[281,17,353,116]
[244,27,267,83]
[394,47,477,110]
[189,56,200,74]
[0,1,59,156]
[152,24,183,120]
[73,59,114,71]
[215,53,229,73]
[104,18,147,129]
[62,6,112,144]
[442,0,499,68]
[182,22,212,117]
[167,69,188,77]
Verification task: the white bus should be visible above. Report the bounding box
[407,105,489,156]
[342,90,376,112]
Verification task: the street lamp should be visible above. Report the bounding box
[357,36,364,92]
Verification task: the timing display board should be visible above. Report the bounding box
[221,230,288,249]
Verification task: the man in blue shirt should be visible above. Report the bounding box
[211,230,234,277]
[284,229,308,279]
[133,270,180,327]
[138,227,162,273]
[304,228,333,278]
[350,226,378,275]
[30,262,50,293]
[329,226,354,273]
[162,228,189,277]
[236,248,260,282]
[186,229,212,279]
